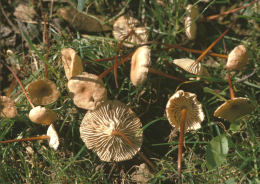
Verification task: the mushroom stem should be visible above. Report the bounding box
[99,51,135,79]
[227,72,235,99]
[195,25,232,64]
[43,13,49,78]
[201,1,257,21]
[148,68,184,82]
[7,78,16,97]
[92,56,124,63]
[5,65,35,108]
[178,108,187,178]
[112,130,156,171]
[114,29,135,88]
[0,135,50,143]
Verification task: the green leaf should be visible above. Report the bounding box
[206,134,229,169]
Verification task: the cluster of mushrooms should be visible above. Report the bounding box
[0,3,256,179]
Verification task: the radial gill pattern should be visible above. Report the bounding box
[80,100,143,162]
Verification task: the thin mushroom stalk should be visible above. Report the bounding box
[177,108,187,178]
[227,72,235,99]
[112,130,156,171]
[0,135,50,143]
[148,68,184,82]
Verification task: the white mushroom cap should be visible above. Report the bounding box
[80,100,143,162]
[113,16,148,47]
[67,72,107,110]
[226,45,249,70]
[214,97,255,122]
[130,46,151,86]
[29,106,57,125]
[0,96,18,118]
[61,48,83,80]
[166,90,204,131]
[173,58,210,77]
[27,78,60,105]
[47,124,59,150]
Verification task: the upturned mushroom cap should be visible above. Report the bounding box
[67,72,107,110]
[130,46,151,86]
[61,48,83,80]
[47,124,59,150]
[0,96,18,118]
[226,45,249,70]
[214,97,255,122]
[29,106,57,125]
[27,78,60,105]
[185,4,199,40]
[80,100,143,162]
[166,90,204,131]
[173,58,210,77]
[113,15,148,47]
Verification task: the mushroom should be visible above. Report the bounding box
[80,100,143,162]
[226,45,249,70]
[27,78,60,105]
[113,15,148,47]
[0,96,18,118]
[166,90,204,177]
[29,106,57,125]
[130,46,151,86]
[67,72,107,110]
[61,48,84,80]
[185,4,199,40]
[214,97,255,122]
[0,124,59,150]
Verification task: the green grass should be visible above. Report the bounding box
[0,0,259,183]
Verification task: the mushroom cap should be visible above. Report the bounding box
[130,46,151,86]
[47,124,59,150]
[67,72,107,110]
[29,106,57,125]
[113,16,148,47]
[27,78,60,105]
[61,48,83,80]
[173,58,210,77]
[214,97,255,122]
[226,45,249,70]
[185,4,199,40]
[186,4,199,19]
[0,96,18,118]
[80,100,143,162]
[166,90,204,131]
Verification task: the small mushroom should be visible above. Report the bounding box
[214,97,255,122]
[226,45,249,70]
[185,4,199,40]
[68,72,107,110]
[0,96,17,118]
[61,48,83,80]
[47,124,59,150]
[173,58,210,77]
[27,78,60,105]
[113,15,148,47]
[80,100,143,162]
[130,46,151,86]
[29,106,57,125]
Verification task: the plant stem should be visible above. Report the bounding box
[178,108,187,178]
[7,78,16,97]
[149,68,184,82]
[112,130,156,171]
[227,72,235,99]
[5,65,35,108]
[0,135,49,143]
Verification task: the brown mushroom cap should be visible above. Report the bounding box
[0,96,18,118]
[226,45,249,70]
[173,58,210,77]
[67,72,107,110]
[47,124,59,150]
[113,16,148,47]
[166,90,204,131]
[27,78,60,105]
[61,48,83,80]
[80,100,143,162]
[214,97,255,122]
[130,46,151,86]
[185,4,199,40]
[29,106,57,125]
